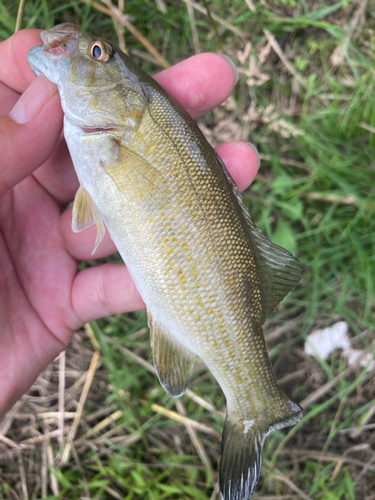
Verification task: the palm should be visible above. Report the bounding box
[0,144,79,411]
[0,29,259,416]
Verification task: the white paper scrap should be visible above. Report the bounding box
[304,321,350,359]
[305,321,374,370]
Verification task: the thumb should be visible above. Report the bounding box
[0,74,63,196]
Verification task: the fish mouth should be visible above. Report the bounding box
[29,23,81,63]
[28,23,81,77]
[41,23,80,54]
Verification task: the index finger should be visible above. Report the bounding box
[0,29,42,93]
[153,53,238,120]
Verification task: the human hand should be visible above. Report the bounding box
[0,29,260,417]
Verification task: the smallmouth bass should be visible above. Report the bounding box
[28,24,303,500]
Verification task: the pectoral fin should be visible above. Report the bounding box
[148,312,195,397]
[99,138,169,198]
[72,185,105,255]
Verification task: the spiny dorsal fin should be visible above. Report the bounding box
[148,312,195,397]
[215,151,302,320]
[72,185,105,255]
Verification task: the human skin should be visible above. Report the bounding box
[0,29,260,417]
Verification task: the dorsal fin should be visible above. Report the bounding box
[72,185,105,255]
[242,218,302,318]
[215,151,302,320]
[148,312,195,397]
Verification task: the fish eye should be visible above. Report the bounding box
[92,44,102,59]
[90,41,112,62]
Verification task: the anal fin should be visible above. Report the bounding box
[148,312,195,397]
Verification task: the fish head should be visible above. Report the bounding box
[28,23,147,130]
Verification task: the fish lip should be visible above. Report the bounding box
[27,45,58,77]
[38,23,81,60]
[27,43,68,80]
[27,46,44,76]
[41,22,80,49]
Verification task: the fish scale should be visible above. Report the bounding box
[28,23,303,500]
[133,102,277,418]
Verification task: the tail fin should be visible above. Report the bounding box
[219,403,302,500]
[219,419,262,500]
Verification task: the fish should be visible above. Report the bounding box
[28,23,303,500]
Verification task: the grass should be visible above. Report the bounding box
[1,0,375,499]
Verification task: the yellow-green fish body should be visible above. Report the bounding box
[28,24,303,500]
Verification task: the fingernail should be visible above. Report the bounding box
[246,142,260,170]
[9,74,57,124]
[219,54,238,85]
